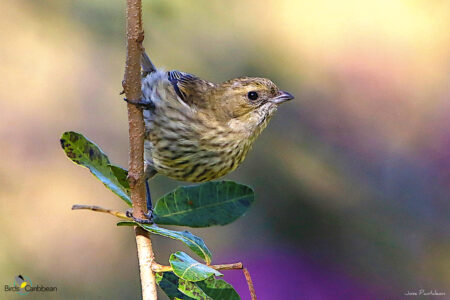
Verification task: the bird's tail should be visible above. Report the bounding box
[141,50,157,76]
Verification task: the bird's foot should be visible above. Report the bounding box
[125,180,154,224]
[124,98,155,110]
[126,209,154,224]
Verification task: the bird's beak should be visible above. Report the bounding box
[271,90,294,104]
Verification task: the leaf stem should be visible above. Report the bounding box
[243,267,257,300]
[72,204,131,220]
[153,262,257,300]
[151,262,243,273]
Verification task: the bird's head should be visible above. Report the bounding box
[210,77,294,135]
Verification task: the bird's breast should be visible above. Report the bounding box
[144,107,252,182]
[141,71,257,182]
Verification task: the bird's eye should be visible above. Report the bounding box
[247,91,259,101]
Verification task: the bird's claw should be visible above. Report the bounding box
[124,98,155,110]
[125,180,154,224]
[126,209,154,224]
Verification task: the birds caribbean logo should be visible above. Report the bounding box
[126,51,294,183]
[14,275,32,295]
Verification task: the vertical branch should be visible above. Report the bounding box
[243,268,257,300]
[123,0,157,299]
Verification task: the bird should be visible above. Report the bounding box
[125,51,293,222]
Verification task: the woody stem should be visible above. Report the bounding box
[123,0,157,299]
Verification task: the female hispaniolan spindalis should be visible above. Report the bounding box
[126,52,293,221]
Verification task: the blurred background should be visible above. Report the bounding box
[1,0,449,299]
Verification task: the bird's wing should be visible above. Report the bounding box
[168,70,214,109]
[141,51,157,76]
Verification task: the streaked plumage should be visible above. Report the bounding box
[140,52,293,182]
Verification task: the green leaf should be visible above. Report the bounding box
[116,221,135,227]
[117,222,212,263]
[194,277,240,300]
[177,279,211,300]
[156,272,240,300]
[140,224,212,264]
[156,272,196,300]
[109,165,130,194]
[153,181,254,227]
[60,131,131,206]
[170,252,222,282]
